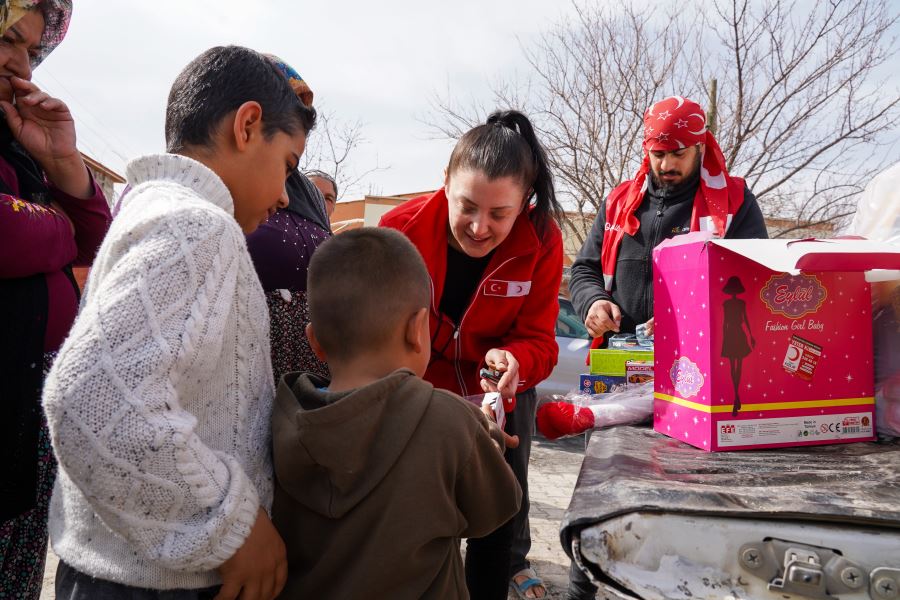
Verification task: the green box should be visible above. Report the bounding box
[589,348,654,376]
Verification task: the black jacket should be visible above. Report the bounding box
[569,171,768,335]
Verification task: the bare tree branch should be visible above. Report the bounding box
[425,0,900,239]
[299,108,389,200]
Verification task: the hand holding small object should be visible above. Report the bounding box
[480,349,520,400]
[586,299,622,337]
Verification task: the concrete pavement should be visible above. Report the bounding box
[507,434,583,599]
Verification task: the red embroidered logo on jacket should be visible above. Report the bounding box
[484,280,531,297]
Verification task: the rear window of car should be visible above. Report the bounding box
[557,299,589,339]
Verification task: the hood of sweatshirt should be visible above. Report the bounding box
[272,369,433,518]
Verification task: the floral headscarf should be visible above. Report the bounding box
[0,0,72,66]
[261,53,330,231]
[264,53,314,108]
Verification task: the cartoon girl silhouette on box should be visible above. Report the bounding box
[722,276,755,415]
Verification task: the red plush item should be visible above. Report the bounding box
[536,402,596,440]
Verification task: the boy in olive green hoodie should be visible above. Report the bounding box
[271,227,521,599]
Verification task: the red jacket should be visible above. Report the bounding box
[380,189,563,406]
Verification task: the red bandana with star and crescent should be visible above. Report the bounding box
[599,96,745,293]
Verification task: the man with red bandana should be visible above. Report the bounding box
[570,95,767,349]
[563,98,768,598]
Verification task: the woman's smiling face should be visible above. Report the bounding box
[445,168,526,258]
[0,9,43,102]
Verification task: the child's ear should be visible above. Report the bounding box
[305,323,328,362]
[405,307,429,353]
[232,101,263,151]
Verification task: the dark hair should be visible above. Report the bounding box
[165,46,317,153]
[447,110,562,235]
[307,228,430,362]
[305,169,338,199]
[723,276,745,295]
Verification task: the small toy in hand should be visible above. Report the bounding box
[479,367,503,383]
[481,391,506,430]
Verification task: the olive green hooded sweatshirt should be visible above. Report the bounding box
[272,369,522,599]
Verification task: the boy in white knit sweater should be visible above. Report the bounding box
[43,46,315,599]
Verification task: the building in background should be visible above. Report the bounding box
[330,191,431,233]
[72,153,124,291]
[764,217,835,239]
[82,153,125,206]
[332,190,836,297]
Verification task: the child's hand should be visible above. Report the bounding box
[215,508,287,600]
[481,349,520,400]
[480,403,520,451]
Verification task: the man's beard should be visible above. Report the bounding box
[651,150,702,193]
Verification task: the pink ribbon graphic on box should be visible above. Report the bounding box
[760,273,827,319]
[670,356,704,398]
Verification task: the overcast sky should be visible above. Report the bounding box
[34,0,581,199]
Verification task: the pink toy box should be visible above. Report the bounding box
[652,233,900,451]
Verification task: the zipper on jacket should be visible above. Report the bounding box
[645,198,665,320]
[453,327,466,395]
[453,254,528,397]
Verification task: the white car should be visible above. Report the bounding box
[536,297,591,399]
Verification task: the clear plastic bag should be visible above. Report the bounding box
[536,381,654,440]
[873,288,900,437]
[845,162,900,437]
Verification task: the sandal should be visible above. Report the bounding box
[510,567,547,599]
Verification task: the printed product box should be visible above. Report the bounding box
[626,360,654,385]
[652,233,900,451]
[589,348,654,376]
[580,374,626,395]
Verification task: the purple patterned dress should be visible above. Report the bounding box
[247,208,331,385]
[0,156,110,599]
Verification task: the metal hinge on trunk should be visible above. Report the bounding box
[738,538,900,599]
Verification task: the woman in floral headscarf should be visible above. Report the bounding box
[246,55,332,386]
[0,1,111,597]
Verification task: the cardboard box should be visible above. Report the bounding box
[589,348,654,376]
[626,360,654,385]
[652,234,900,451]
[580,374,626,395]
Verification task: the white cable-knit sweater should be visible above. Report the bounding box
[43,154,275,590]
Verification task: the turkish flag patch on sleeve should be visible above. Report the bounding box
[484,280,532,297]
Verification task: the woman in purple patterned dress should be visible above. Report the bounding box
[0,1,111,597]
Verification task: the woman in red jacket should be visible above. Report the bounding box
[380,110,563,600]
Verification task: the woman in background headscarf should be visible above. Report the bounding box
[0,1,111,597]
[246,55,331,385]
[306,168,337,220]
